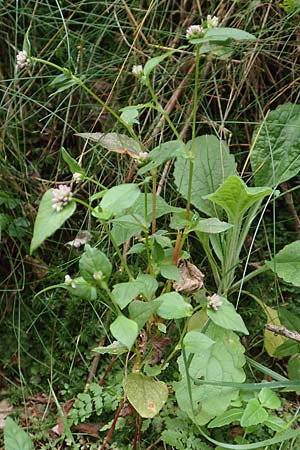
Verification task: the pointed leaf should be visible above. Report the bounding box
[207,297,248,335]
[183,330,215,354]
[144,49,178,77]
[110,316,138,350]
[174,135,237,217]
[206,175,271,222]
[240,399,268,427]
[111,214,145,246]
[30,190,76,254]
[137,140,183,175]
[155,292,193,319]
[4,417,34,450]
[208,408,244,428]
[92,341,128,355]
[61,147,84,175]
[278,307,300,332]
[258,388,281,409]
[266,241,300,287]
[124,373,168,418]
[191,27,256,44]
[112,281,144,309]
[75,132,141,158]
[129,300,161,330]
[251,103,300,186]
[100,183,140,216]
[192,218,233,234]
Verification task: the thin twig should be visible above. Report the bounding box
[266,324,300,342]
[99,398,125,450]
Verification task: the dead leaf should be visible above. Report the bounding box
[173,260,204,293]
[75,132,141,159]
[66,230,92,248]
[150,336,171,366]
[0,399,13,429]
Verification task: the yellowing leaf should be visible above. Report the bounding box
[262,305,287,357]
[124,373,168,418]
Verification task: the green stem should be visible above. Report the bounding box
[100,280,122,315]
[102,222,134,281]
[186,44,201,220]
[31,57,141,143]
[221,220,242,294]
[146,80,183,143]
[151,169,157,235]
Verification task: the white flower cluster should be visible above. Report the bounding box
[72,172,83,184]
[207,15,219,29]
[16,50,30,69]
[207,293,223,311]
[186,25,204,40]
[186,15,219,40]
[52,184,73,212]
[132,65,143,77]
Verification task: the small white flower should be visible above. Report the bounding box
[138,151,149,162]
[186,25,204,40]
[52,184,73,212]
[64,274,76,288]
[132,65,143,76]
[16,50,30,69]
[207,293,223,311]
[93,271,103,281]
[207,15,219,28]
[72,172,83,184]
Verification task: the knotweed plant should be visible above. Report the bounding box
[22,16,300,450]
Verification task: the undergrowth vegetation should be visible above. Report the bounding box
[1,1,300,449]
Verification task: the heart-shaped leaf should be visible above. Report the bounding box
[124,373,168,418]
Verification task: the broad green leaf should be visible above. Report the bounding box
[136,274,158,300]
[264,415,286,432]
[75,132,141,159]
[144,49,178,77]
[112,281,143,309]
[207,297,248,335]
[111,214,145,246]
[240,399,268,427]
[30,190,76,254]
[191,27,256,44]
[132,194,182,222]
[23,30,31,55]
[4,417,34,450]
[208,408,244,428]
[175,323,246,425]
[92,341,128,355]
[258,388,281,409]
[65,276,97,300]
[192,218,233,234]
[205,175,272,223]
[187,310,208,332]
[110,315,138,350]
[251,103,300,186]
[137,140,183,175]
[160,264,180,281]
[79,244,112,283]
[100,183,140,216]
[155,292,193,319]
[174,135,237,217]
[124,373,168,418]
[183,330,215,354]
[278,307,300,332]
[288,354,300,380]
[128,300,161,330]
[274,340,300,357]
[262,304,287,357]
[61,147,84,175]
[120,108,139,126]
[266,241,300,286]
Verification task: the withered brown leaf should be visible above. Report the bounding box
[173,260,204,293]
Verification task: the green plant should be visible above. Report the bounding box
[21,14,300,449]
